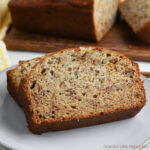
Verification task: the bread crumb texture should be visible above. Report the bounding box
[9,58,40,91]
[119,0,150,32]
[94,0,119,41]
[25,47,145,124]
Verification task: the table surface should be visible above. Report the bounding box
[8,50,150,72]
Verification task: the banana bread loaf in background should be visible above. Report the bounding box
[8,0,119,42]
[119,0,150,43]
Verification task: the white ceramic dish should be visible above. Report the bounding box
[0,67,150,150]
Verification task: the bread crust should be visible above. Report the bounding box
[17,47,146,134]
[9,0,96,41]
[9,0,119,42]
[7,69,21,106]
[7,58,41,108]
[7,63,27,108]
[9,0,93,9]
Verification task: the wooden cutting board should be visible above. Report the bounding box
[4,21,150,61]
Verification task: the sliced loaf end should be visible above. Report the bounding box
[7,57,40,107]
[20,47,146,134]
[119,0,150,43]
[119,0,150,32]
[94,0,119,41]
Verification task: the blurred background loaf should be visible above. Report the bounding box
[119,0,150,43]
[8,0,119,42]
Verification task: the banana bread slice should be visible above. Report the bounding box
[119,0,150,43]
[8,0,119,42]
[7,57,41,107]
[19,47,146,134]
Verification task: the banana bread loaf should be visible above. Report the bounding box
[8,0,119,42]
[17,47,146,134]
[119,0,150,43]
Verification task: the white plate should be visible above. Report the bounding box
[0,67,150,150]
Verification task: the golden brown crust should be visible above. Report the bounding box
[7,58,41,108]
[9,0,93,10]
[9,0,96,41]
[17,47,146,134]
[7,69,21,107]
[7,63,29,108]
[9,0,119,42]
